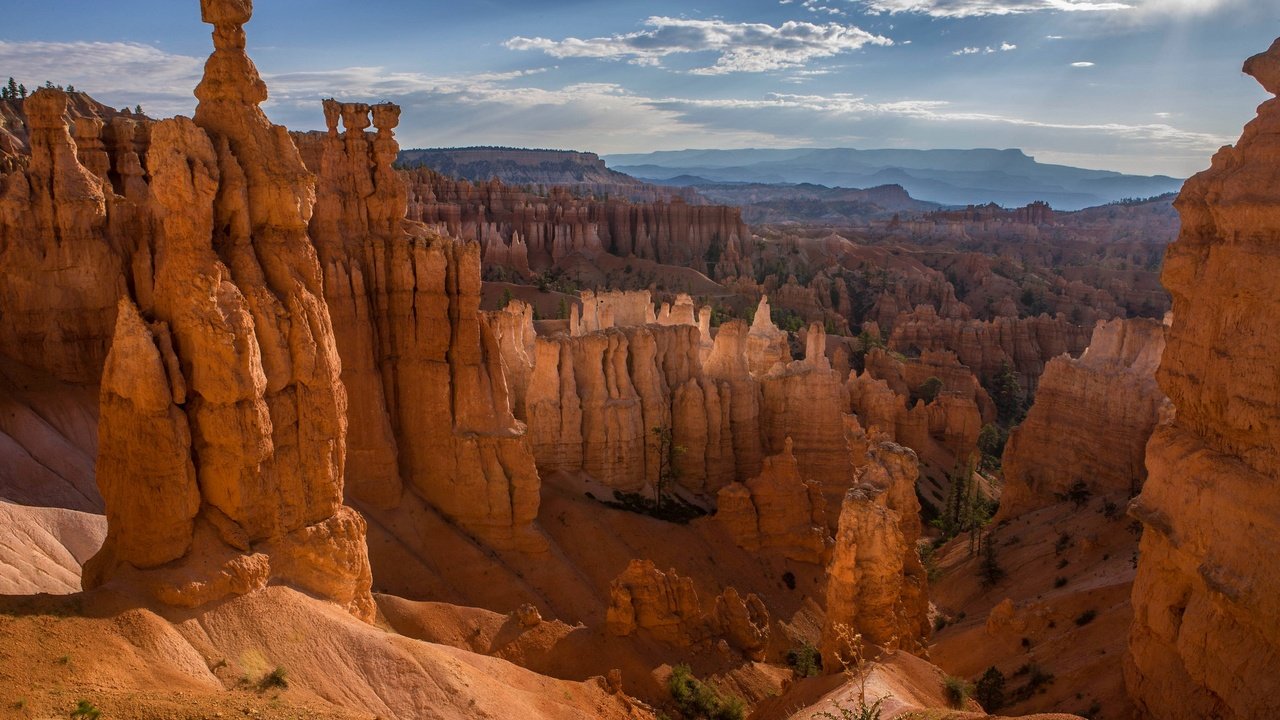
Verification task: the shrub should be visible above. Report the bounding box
[787,642,823,678]
[259,666,288,691]
[942,675,972,708]
[974,666,1006,712]
[914,376,944,405]
[977,424,1008,470]
[1075,610,1097,627]
[1055,533,1072,555]
[1054,577,1068,589]
[782,571,797,590]
[71,700,100,719]
[1063,480,1092,508]
[978,533,1005,587]
[668,664,746,720]
[1008,664,1056,703]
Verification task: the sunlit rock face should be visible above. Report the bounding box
[82,0,373,620]
[1126,37,1280,720]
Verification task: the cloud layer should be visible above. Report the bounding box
[0,37,1234,176]
[505,16,892,74]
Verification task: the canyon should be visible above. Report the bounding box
[0,4,1276,720]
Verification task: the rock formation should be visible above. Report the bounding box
[0,88,129,384]
[81,0,373,621]
[605,559,770,660]
[759,323,857,512]
[405,167,753,278]
[1127,38,1280,720]
[298,97,542,551]
[888,305,1091,391]
[821,440,930,667]
[999,318,1168,517]
[520,320,736,494]
[717,438,830,563]
[746,296,791,375]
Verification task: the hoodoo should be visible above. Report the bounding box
[81,0,374,620]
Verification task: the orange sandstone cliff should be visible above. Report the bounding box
[999,317,1168,517]
[1127,37,1280,720]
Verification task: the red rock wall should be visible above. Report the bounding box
[1127,39,1280,720]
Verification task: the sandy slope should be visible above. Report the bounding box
[929,497,1138,720]
[0,586,649,720]
[0,502,105,595]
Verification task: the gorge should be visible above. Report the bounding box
[0,3,1277,720]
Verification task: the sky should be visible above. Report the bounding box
[2,0,1278,177]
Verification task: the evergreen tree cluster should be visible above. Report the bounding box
[1,77,28,100]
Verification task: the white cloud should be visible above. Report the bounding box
[0,40,204,116]
[1071,61,1096,67]
[1045,34,1065,39]
[858,0,1131,17]
[0,38,1229,174]
[952,42,1016,55]
[504,16,892,75]
[856,0,1237,17]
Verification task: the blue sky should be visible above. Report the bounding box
[2,0,1277,176]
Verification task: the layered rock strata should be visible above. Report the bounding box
[298,97,541,550]
[888,305,1091,391]
[81,0,373,620]
[1127,38,1280,720]
[0,89,140,384]
[999,318,1168,517]
[717,438,830,563]
[405,168,754,278]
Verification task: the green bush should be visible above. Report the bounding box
[259,666,288,691]
[668,665,746,720]
[1075,610,1097,627]
[942,675,972,709]
[786,642,823,678]
[71,700,100,719]
[974,666,1006,712]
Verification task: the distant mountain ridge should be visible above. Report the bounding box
[603,147,1184,211]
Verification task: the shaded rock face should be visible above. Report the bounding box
[519,320,737,494]
[297,98,541,552]
[888,305,1091,392]
[850,346,991,467]
[759,323,858,515]
[821,440,930,668]
[717,438,830,563]
[999,318,1168,518]
[605,560,770,660]
[405,168,754,278]
[1127,38,1280,720]
[0,88,139,384]
[81,0,373,621]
